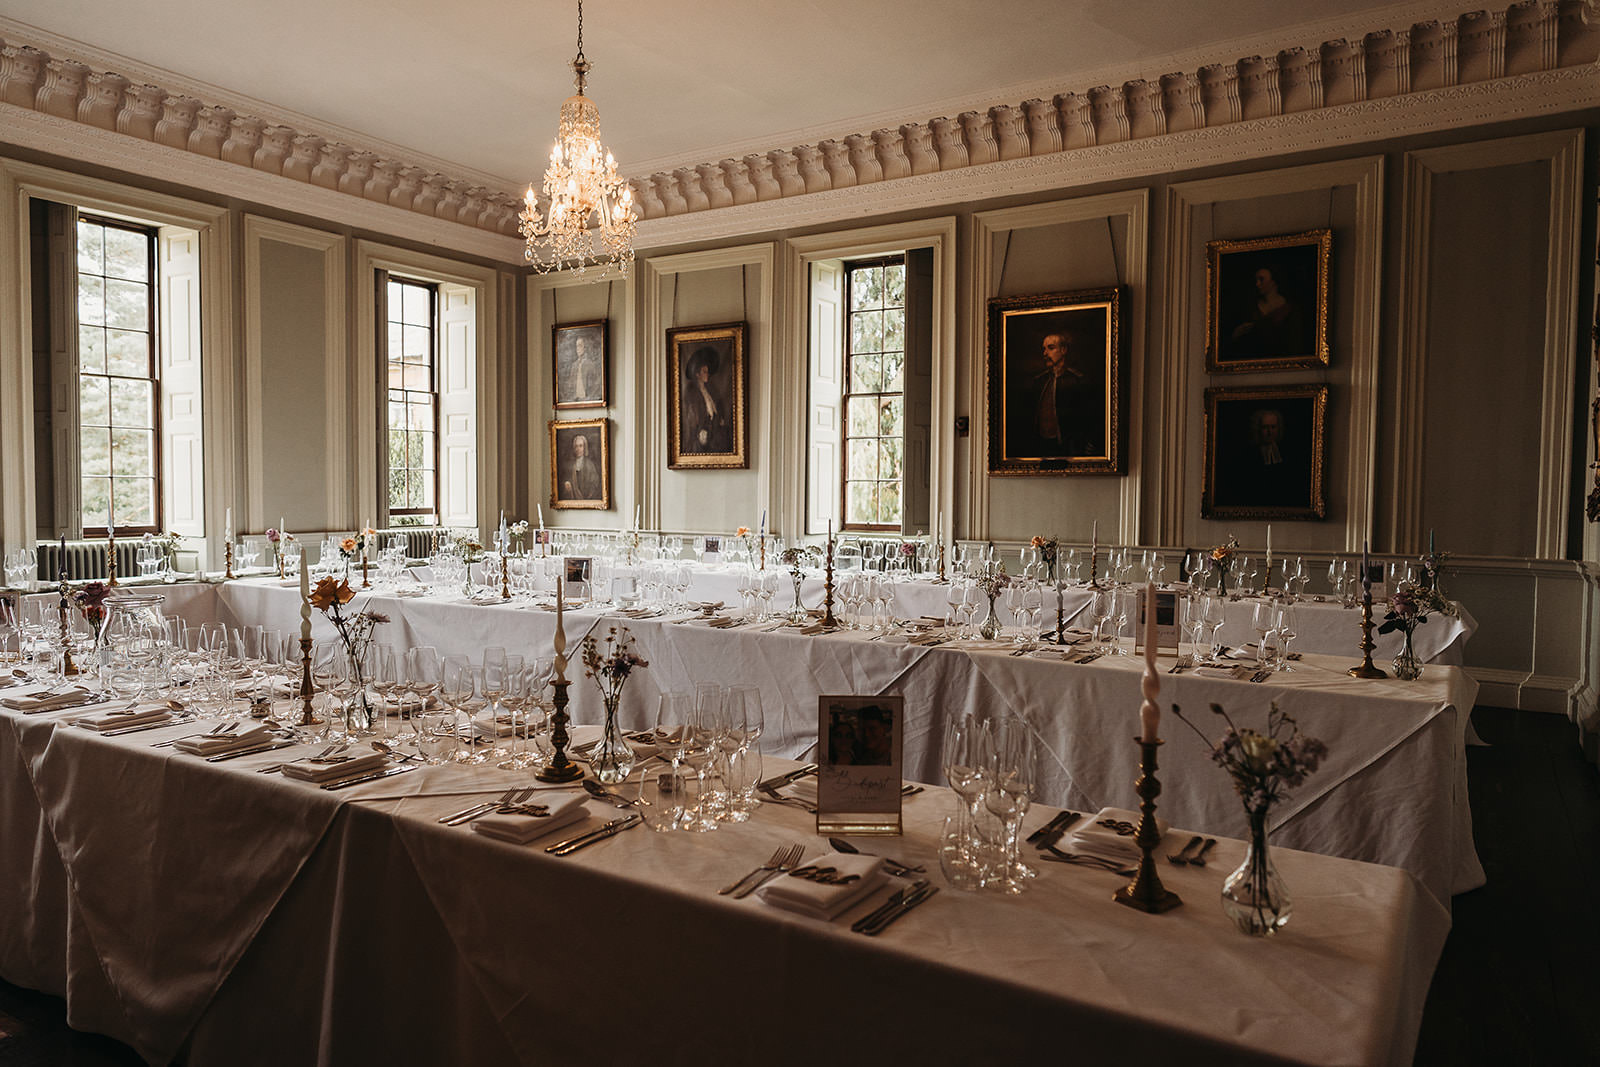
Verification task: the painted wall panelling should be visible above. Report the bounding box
[969,190,1150,545]
[242,215,345,533]
[640,246,775,534]
[1162,156,1384,553]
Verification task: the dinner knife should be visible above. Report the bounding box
[205,739,294,762]
[321,764,416,790]
[850,879,929,933]
[96,714,195,737]
[756,764,817,790]
[1025,810,1074,846]
[1034,811,1084,850]
[858,884,939,936]
[545,813,642,855]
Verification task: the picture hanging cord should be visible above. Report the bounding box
[1326,186,1335,231]
[606,279,615,322]
[670,272,679,329]
[741,263,748,319]
[1105,218,1122,288]
[995,230,1012,297]
[552,284,560,325]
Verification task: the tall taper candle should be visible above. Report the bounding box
[299,551,311,642]
[224,507,232,544]
[1429,528,1435,557]
[1265,523,1272,575]
[1141,582,1160,743]
[537,504,544,529]
[1361,539,1371,604]
[553,573,567,682]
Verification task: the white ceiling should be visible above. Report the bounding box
[4,0,1458,189]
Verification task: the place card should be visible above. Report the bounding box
[564,556,592,600]
[702,536,722,565]
[816,694,903,836]
[1135,587,1180,655]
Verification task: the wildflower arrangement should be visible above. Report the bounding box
[309,576,389,723]
[1030,535,1059,577]
[580,625,649,709]
[508,519,530,548]
[974,563,1011,600]
[1173,701,1328,821]
[73,581,112,647]
[779,545,820,583]
[1379,581,1455,638]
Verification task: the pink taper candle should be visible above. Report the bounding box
[1140,582,1160,743]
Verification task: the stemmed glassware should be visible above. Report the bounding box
[982,714,1036,893]
[1251,600,1276,668]
[1275,602,1299,670]
[370,644,403,743]
[721,685,764,822]
[1089,587,1116,653]
[681,685,724,832]
[940,715,990,890]
[439,655,472,762]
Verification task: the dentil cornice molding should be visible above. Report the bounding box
[0,3,1595,266]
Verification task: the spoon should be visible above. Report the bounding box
[581,779,639,808]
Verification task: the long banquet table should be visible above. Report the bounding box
[0,681,1450,1066]
[133,576,1484,905]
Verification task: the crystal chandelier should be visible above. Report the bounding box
[520,0,636,277]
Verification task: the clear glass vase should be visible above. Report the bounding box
[787,573,809,623]
[979,595,1000,640]
[1221,810,1291,936]
[1392,628,1422,680]
[591,697,635,784]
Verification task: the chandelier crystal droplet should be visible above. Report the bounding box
[519,0,636,277]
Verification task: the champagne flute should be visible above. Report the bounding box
[369,644,403,742]
[439,655,471,762]
[681,687,722,832]
[984,714,1036,893]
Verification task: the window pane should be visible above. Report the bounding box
[401,324,428,362]
[111,428,153,476]
[387,280,405,319]
[78,274,104,326]
[847,438,878,481]
[403,363,431,391]
[76,221,104,275]
[110,378,154,429]
[850,266,880,309]
[113,477,155,527]
[847,482,877,526]
[103,278,148,330]
[387,466,406,509]
[388,429,407,471]
[884,264,905,306]
[80,427,111,476]
[414,430,434,469]
[850,309,883,354]
[846,396,878,437]
[387,323,404,364]
[878,396,903,437]
[103,227,149,282]
[408,399,433,432]
[850,351,881,393]
[408,468,429,509]
[880,349,904,392]
[81,478,110,527]
[418,468,436,510]
[883,310,905,355]
[881,437,903,480]
[402,284,430,326]
[106,328,149,377]
[80,376,110,426]
[878,481,902,525]
[79,325,106,375]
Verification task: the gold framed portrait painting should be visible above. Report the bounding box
[667,322,748,470]
[549,418,611,510]
[986,286,1123,475]
[552,319,608,409]
[1206,229,1331,372]
[1202,384,1330,520]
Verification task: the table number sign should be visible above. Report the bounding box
[1135,588,1180,656]
[702,536,722,565]
[564,557,592,600]
[816,694,904,836]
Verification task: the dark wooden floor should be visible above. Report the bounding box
[1,705,1596,1066]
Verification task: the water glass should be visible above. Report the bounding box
[637,764,686,831]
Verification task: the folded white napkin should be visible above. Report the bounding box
[173,723,275,755]
[247,678,294,700]
[281,750,388,783]
[75,706,175,732]
[374,693,438,714]
[785,777,819,805]
[1192,665,1245,680]
[469,716,517,741]
[2,687,95,712]
[471,795,590,844]
[1063,807,1169,863]
[759,852,886,920]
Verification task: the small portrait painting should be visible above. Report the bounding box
[553,320,608,409]
[986,287,1123,475]
[1202,385,1330,520]
[667,322,748,470]
[549,419,610,510]
[1206,230,1331,372]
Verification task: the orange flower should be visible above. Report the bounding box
[736,526,750,536]
[1030,535,1046,548]
[340,537,357,553]
[310,576,355,611]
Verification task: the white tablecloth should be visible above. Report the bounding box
[0,690,1450,1066]
[130,578,1484,905]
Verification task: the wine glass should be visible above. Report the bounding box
[481,653,510,759]
[681,685,723,832]
[1089,587,1116,653]
[1202,594,1227,663]
[1276,602,1299,670]
[369,644,403,743]
[1251,600,1276,668]
[439,655,472,762]
[983,714,1036,893]
[941,715,990,884]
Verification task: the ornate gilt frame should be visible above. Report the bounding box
[666,321,749,470]
[1202,384,1330,520]
[548,417,611,510]
[1205,229,1331,373]
[552,319,609,410]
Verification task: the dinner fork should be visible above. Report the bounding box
[729,843,805,899]
[720,844,793,896]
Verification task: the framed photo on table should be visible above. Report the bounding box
[667,322,748,470]
[1206,229,1331,372]
[1202,385,1329,520]
[816,694,904,836]
[986,286,1124,476]
[549,419,611,510]
[552,319,608,409]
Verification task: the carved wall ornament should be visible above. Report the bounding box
[1021,99,1062,155]
[116,84,165,141]
[35,58,88,120]
[959,110,999,164]
[0,45,46,109]
[187,105,234,158]
[767,148,805,196]
[871,129,910,181]
[251,124,293,173]
[930,116,968,169]
[221,116,265,168]
[77,71,127,130]
[845,133,882,184]
[312,143,352,190]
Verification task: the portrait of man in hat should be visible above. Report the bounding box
[680,344,734,454]
[667,323,747,469]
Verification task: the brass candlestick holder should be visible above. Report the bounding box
[106,535,118,587]
[500,553,511,600]
[56,580,79,677]
[535,677,584,783]
[1348,597,1388,679]
[821,536,838,629]
[297,635,319,726]
[224,541,235,580]
[1113,738,1182,913]
[361,550,371,588]
[937,544,946,583]
[759,536,766,571]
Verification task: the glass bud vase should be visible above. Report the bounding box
[979,594,1001,640]
[1222,810,1291,936]
[1213,563,1228,596]
[788,573,808,623]
[1392,628,1423,681]
[591,697,635,784]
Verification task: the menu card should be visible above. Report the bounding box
[816,695,903,836]
[564,556,592,600]
[1135,588,1180,655]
